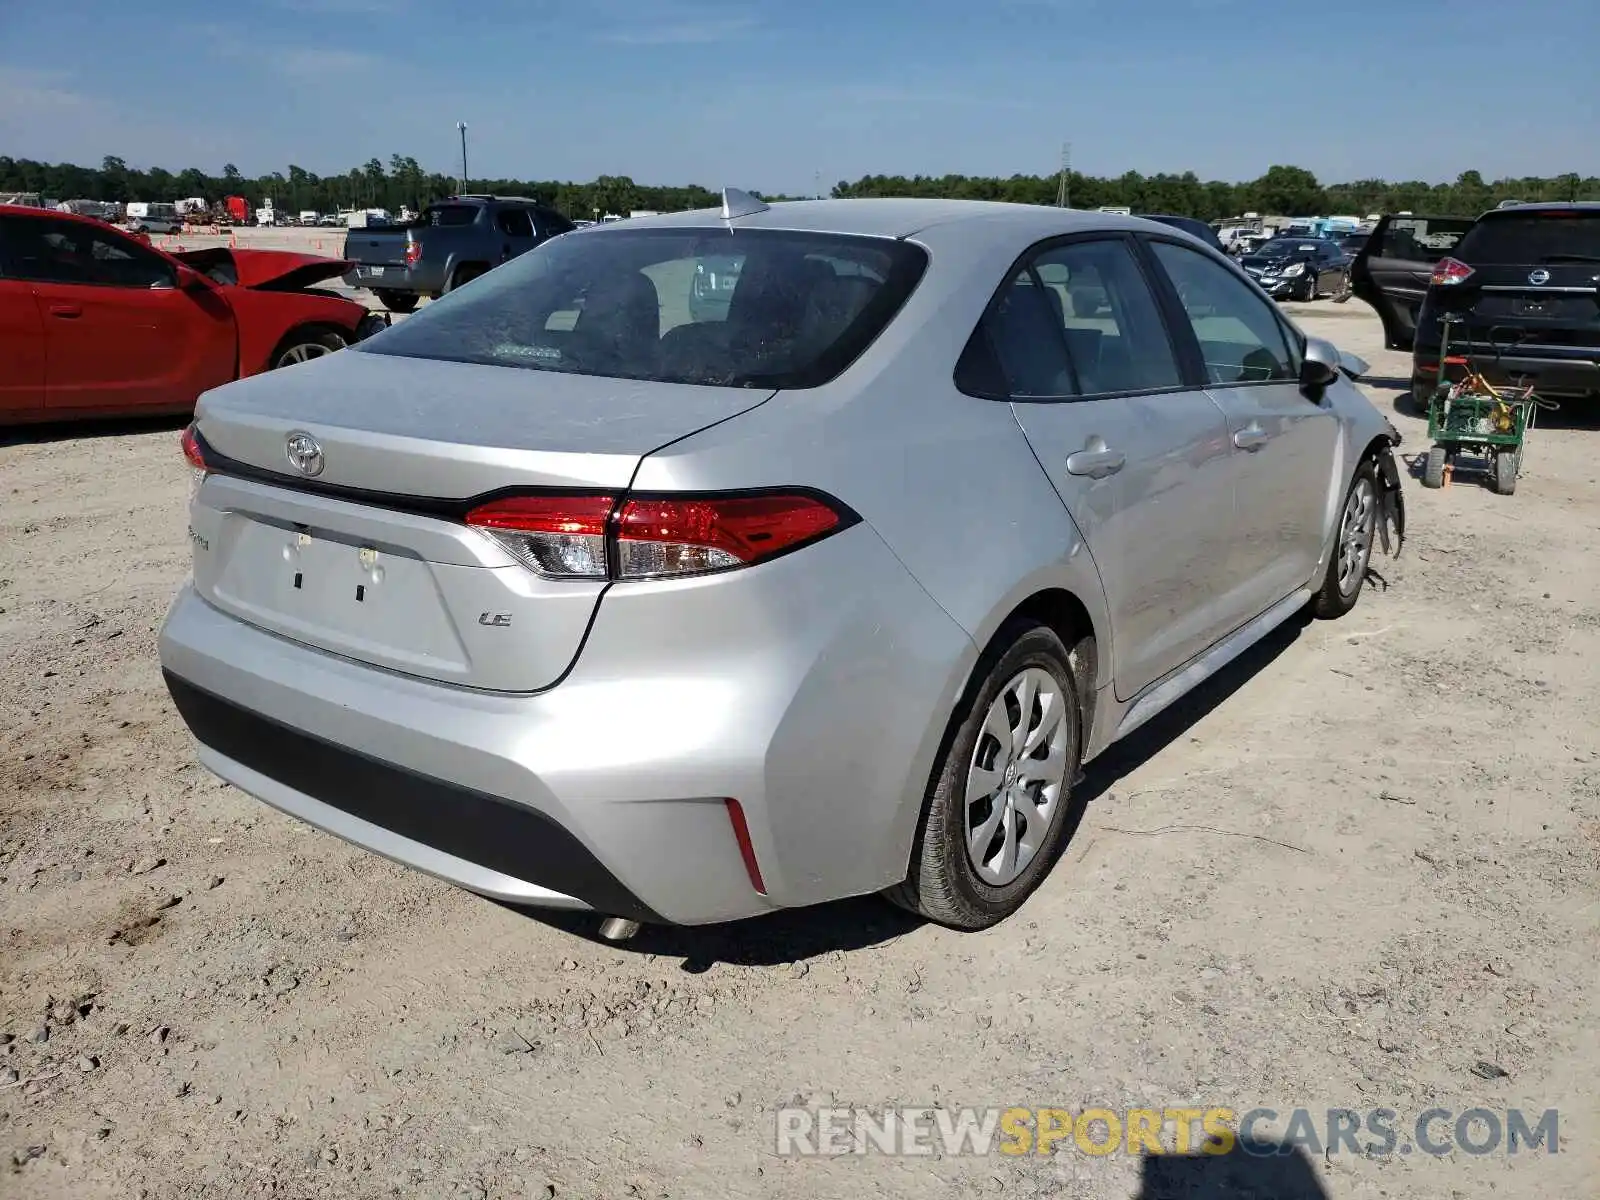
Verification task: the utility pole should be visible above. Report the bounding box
[457,121,469,193]
[1055,142,1072,208]
[815,170,823,200]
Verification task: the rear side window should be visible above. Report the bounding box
[425,205,478,227]
[962,238,1181,399]
[1378,217,1471,262]
[358,228,927,389]
[1456,213,1600,264]
[495,208,535,238]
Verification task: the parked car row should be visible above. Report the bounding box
[0,206,388,424]
[158,197,1406,936]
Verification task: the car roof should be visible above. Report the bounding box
[595,198,1166,241]
[0,205,111,229]
[1479,201,1600,216]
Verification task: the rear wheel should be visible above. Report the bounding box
[1311,460,1379,619]
[1493,448,1519,496]
[272,330,345,369]
[444,264,487,293]
[374,289,418,313]
[888,620,1081,931]
[1422,445,1448,489]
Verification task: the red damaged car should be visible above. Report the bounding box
[0,206,388,426]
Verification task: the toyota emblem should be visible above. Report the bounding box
[1528,268,1551,286]
[285,431,325,477]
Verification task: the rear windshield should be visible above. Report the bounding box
[424,205,478,227]
[1456,213,1600,264]
[357,228,928,388]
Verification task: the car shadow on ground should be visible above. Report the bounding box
[519,615,1306,971]
[0,412,190,447]
[1360,374,1411,393]
[1137,1140,1328,1199]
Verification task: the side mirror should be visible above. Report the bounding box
[175,264,211,292]
[1300,336,1340,393]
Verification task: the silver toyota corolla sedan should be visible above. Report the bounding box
[159,193,1405,935]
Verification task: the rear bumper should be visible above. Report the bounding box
[1413,348,1600,397]
[157,523,975,926]
[341,265,445,294]
[165,671,661,921]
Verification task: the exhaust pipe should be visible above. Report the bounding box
[598,917,641,942]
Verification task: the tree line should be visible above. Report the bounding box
[2,155,1595,222]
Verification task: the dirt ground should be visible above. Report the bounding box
[2,249,1597,1199]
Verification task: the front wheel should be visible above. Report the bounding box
[1421,445,1448,489]
[1297,272,1317,302]
[888,620,1082,930]
[1311,460,1380,619]
[272,330,346,369]
[1493,448,1519,496]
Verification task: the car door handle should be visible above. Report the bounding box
[1233,426,1270,451]
[48,303,83,318]
[1064,441,1126,478]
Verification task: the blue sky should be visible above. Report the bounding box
[2,0,1596,194]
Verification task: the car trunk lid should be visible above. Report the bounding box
[1428,211,1600,352]
[341,226,414,270]
[188,349,776,692]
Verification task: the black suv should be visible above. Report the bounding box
[1355,204,1600,405]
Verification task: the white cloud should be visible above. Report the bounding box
[0,66,92,114]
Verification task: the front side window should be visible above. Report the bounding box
[0,218,175,288]
[1150,240,1297,386]
[358,228,927,389]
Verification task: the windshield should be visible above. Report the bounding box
[1455,213,1600,264]
[357,227,928,388]
[1258,239,1317,257]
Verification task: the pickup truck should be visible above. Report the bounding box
[341,195,576,313]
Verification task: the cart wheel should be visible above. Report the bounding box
[1422,445,1448,489]
[1492,449,1518,496]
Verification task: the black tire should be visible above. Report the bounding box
[1311,459,1381,620]
[374,289,418,313]
[1493,449,1518,496]
[1406,378,1434,416]
[270,329,346,370]
[1421,445,1448,489]
[1298,272,1318,302]
[444,264,487,294]
[888,619,1082,931]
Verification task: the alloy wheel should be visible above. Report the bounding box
[275,341,339,367]
[1336,475,1377,595]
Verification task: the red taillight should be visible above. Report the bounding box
[1430,256,1474,286]
[615,493,844,579]
[404,240,422,267]
[724,799,767,895]
[464,490,851,581]
[181,424,208,471]
[464,494,615,579]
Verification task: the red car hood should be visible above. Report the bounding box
[173,247,352,291]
